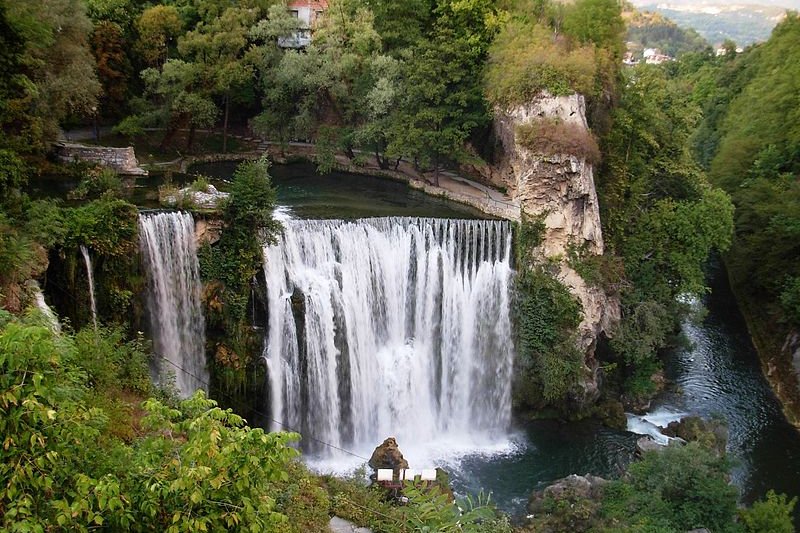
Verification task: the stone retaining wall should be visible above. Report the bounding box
[53,142,148,175]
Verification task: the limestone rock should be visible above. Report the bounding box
[195,217,224,246]
[491,91,620,404]
[162,184,230,210]
[635,436,664,456]
[662,416,728,455]
[53,142,148,175]
[368,437,409,473]
[528,473,607,515]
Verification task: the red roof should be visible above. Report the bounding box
[286,0,328,8]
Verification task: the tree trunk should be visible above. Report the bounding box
[394,157,401,171]
[432,154,440,187]
[160,124,178,151]
[222,93,230,154]
[187,124,196,152]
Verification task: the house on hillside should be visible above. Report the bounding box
[279,0,328,48]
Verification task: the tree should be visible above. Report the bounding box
[91,21,132,116]
[739,490,797,533]
[387,33,489,184]
[136,5,183,67]
[4,0,101,150]
[117,59,217,150]
[178,6,261,152]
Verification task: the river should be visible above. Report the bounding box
[449,262,800,526]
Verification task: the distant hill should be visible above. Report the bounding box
[624,9,710,58]
[633,3,789,45]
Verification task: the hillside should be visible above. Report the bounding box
[635,2,788,45]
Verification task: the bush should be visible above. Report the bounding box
[616,443,740,532]
[68,167,123,200]
[486,20,596,107]
[516,118,601,163]
[740,490,797,533]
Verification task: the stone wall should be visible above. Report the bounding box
[53,142,148,175]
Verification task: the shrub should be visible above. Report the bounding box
[516,118,601,163]
[740,490,797,533]
[486,20,596,107]
[188,175,211,193]
[68,167,123,200]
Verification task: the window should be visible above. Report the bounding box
[289,9,299,18]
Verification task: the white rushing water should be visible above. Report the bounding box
[263,217,516,466]
[79,245,98,331]
[31,281,61,333]
[139,211,207,397]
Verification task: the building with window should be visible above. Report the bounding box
[279,0,328,48]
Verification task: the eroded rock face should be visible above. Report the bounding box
[492,92,621,400]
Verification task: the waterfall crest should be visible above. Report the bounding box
[79,245,98,330]
[139,212,207,397]
[263,217,515,459]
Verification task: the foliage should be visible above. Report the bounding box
[516,118,601,163]
[4,0,101,151]
[739,490,797,533]
[486,19,596,106]
[62,198,139,257]
[608,443,740,532]
[188,174,211,193]
[73,326,152,396]
[198,158,280,332]
[682,15,800,330]
[610,300,670,396]
[515,267,584,405]
[625,9,710,59]
[68,167,123,200]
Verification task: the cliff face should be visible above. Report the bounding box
[492,92,620,398]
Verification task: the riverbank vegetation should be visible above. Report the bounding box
[661,13,800,423]
[2,0,798,528]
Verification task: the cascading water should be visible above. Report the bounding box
[263,217,515,463]
[139,211,207,397]
[79,245,98,330]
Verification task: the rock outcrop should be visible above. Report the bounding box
[528,473,608,515]
[53,142,148,176]
[161,184,230,210]
[488,92,621,402]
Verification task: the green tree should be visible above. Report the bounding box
[4,0,101,150]
[178,5,262,152]
[135,5,183,67]
[739,490,797,533]
[91,21,132,116]
[604,443,740,532]
[387,33,488,184]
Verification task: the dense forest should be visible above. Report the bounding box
[1,0,799,530]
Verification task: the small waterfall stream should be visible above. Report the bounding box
[263,217,515,462]
[139,211,207,397]
[79,245,98,330]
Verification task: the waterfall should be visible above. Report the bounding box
[79,245,98,330]
[139,212,207,397]
[263,217,515,460]
[30,281,61,333]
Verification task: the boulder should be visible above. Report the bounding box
[635,436,664,456]
[662,416,728,455]
[528,474,607,515]
[161,184,230,210]
[368,437,409,473]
